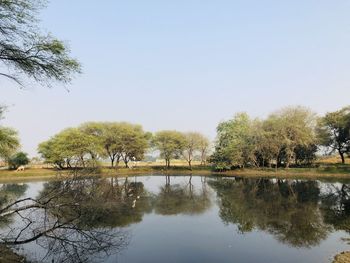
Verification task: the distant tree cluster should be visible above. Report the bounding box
[210,105,350,170]
[38,122,210,169]
[152,131,210,169]
[38,122,150,169]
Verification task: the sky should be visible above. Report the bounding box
[2,0,350,156]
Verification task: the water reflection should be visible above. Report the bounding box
[0,183,28,227]
[208,177,350,248]
[0,178,131,263]
[1,176,350,262]
[154,176,211,216]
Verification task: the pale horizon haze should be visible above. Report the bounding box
[1,0,350,156]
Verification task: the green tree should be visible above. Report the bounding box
[0,0,80,87]
[267,106,317,168]
[118,123,150,168]
[294,144,318,166]
[38,135,66,169]
[182,132,208,170]
[153,130,185,168]
[38,127,97,168]
[0,106,20,161]
[198,134,210,165]
[80,122,122,168]
[211,113,256,169]
[8,152,29,170]
[317,106,350,164]
[0,127,20,162]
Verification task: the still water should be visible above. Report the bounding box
[1,175,350,263]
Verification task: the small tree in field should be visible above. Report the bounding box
[182,132,209,170]
[8,152,29,170]
[153,131,185,168]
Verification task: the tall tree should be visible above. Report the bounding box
[211,113,255,169]
[101,123,123,167]
[317,106,350,164]
[118,123,149,168]
[153,130,185,168]
[198,134,210,166]
[0,0,80,87]
[267,106,317,168]
[182,132,209,170]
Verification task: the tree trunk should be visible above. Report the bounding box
[115,156,121,168]
[166,159,170,169]
[188,160,192,170]
[339,149,345,164]
[286,157,290,168]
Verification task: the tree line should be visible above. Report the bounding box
[210,105,350,170]
[1,105,350,170]
[37,122,210,170]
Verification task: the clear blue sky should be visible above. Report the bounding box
[2,0,350,156]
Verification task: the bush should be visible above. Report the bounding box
[8,152,30,170]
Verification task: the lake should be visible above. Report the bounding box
[1,175,350,263]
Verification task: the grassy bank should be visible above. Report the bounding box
[0,163,349,183]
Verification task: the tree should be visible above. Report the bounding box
[38,135,66,169]
[197,134,210,166]
[152,130,185,168]
[39,122,151,169]
[79,122,122,168]
[38,128,97,168]
[8,152,29,170]
[118,123,150,168]
[211,113,256,169]
[181,132,209,169]
[78,122,104,160]
[268,106,317,168]
[0,106,20,161]
[0,127,20,161]
[211,107,317,170]
[317,106,350,164]
[0,0,80,87]
[294,144,318,166]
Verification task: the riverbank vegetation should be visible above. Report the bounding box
[1,106,350,176]
[210,106,350,170]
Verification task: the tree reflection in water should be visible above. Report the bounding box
[0,176,139,263]
[154,175,211,216]
[208,177,350,248]
[2,175,350,262]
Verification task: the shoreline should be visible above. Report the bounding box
[0,165,349,183]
